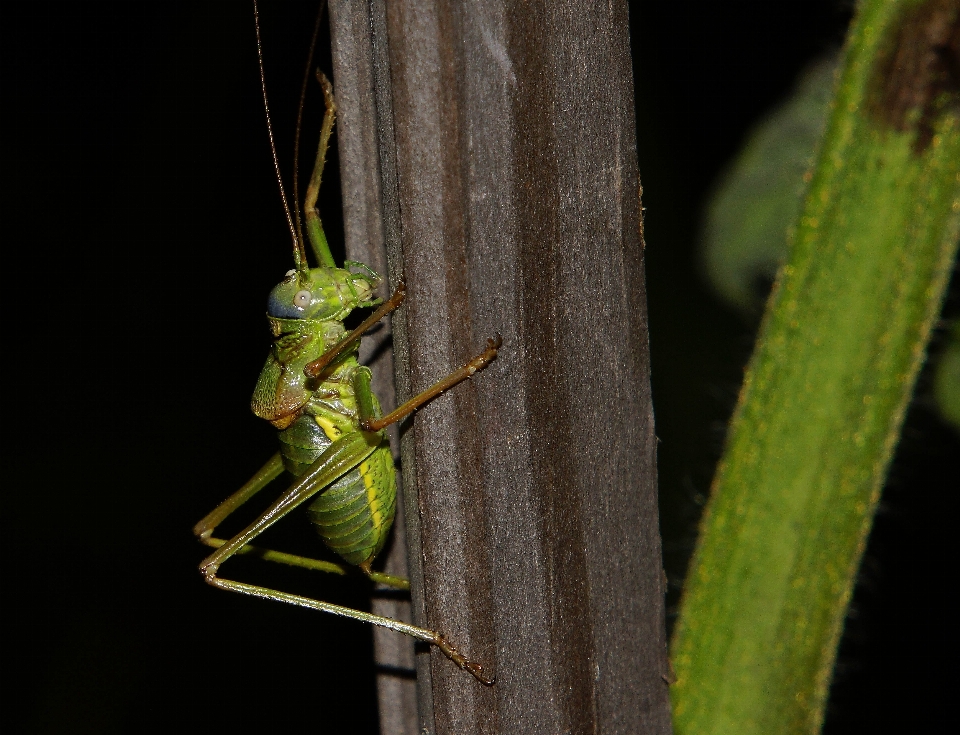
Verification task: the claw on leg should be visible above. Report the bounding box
[433,634,495,686]
[361,335,501,432]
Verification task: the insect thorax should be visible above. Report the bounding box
[251,314,353,428]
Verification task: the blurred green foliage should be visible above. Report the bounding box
[934,320,960,431]
[700,56,837,313]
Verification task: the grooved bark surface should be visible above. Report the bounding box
[329,2,419,733]
[331,2,671,733]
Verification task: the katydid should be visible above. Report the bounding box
[193,4,498,685]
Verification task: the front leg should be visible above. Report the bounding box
[304,280,406,379]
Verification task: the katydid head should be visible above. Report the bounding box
[267,266,381,321]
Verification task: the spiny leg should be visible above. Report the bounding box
[362,335,501,431]
[192,452,405,586]
[199,431,380,574]
[304,280,407,379]
[202,538,410,590]
[201,548,490,683]
[302,286,500,399]
[206,578,492,684]
[195,434,493,683]
[193,452,284,540]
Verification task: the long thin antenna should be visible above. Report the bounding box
[254,0,306,271]
[293,1,326,252]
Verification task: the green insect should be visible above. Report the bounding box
[193,5,497,685]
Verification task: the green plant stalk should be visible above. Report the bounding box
[670,0,960,732]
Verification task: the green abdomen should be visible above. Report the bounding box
[278,415,397,567]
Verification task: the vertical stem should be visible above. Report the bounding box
[328,1,420,732]
[382,1,671,733]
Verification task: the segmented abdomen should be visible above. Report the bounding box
[306,444,395,566]
[278,415,397,567]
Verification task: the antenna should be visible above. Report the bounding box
[253,0,306,271]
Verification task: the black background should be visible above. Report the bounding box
[5,1,954,732]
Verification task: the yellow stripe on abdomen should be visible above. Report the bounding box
[359,459,384,532]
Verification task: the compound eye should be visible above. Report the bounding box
[293,290,312,309]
